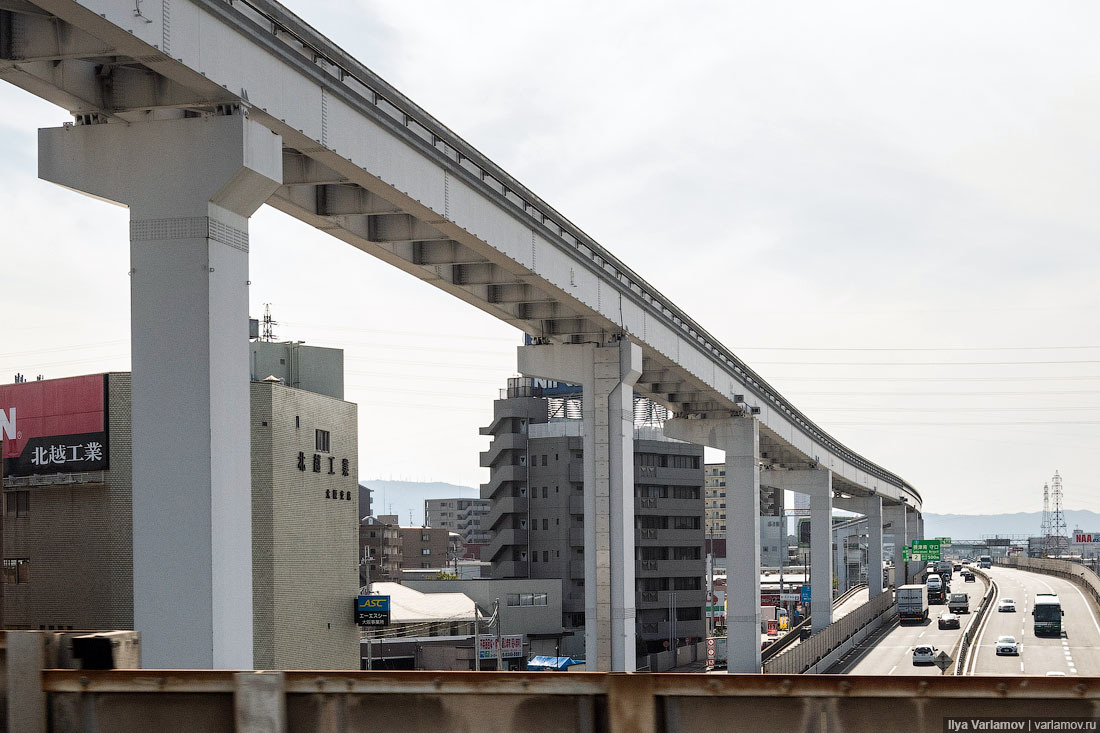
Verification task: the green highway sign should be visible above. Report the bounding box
[937,537,952,546]
[911,540,941,561]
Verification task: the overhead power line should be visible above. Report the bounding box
[754,360,1100,366]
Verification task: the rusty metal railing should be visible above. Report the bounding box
[31,668,1100,733]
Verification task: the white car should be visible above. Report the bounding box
[913,645,937,665]
[995,636,1020,655]
[997,599,1016,612]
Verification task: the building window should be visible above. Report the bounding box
[315,429,330,453]
[541,455,547,466]
[543,551,549,562]
[542,519,548,530]
[421,548,431,555]
[421,533,430,541]
[506,593,548,607]
[2,558,29,584]
[5,491,29,518]
[532,552,539,563]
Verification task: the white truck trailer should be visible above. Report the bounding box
[897,584,929,623]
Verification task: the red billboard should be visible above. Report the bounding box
[0,374,109,477]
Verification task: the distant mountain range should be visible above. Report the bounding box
[359,479,478,526]
[924,511,1100,541]
[357,478,1098,541]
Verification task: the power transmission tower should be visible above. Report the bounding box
[1050,471,1067,557]
[261,303,278,342]
[1040,483,1050,557]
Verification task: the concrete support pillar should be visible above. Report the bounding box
[763,469,833,631]
[909,507,925,579]
[664,416,760,673]
[865,497,884,598]
[519,339,642,671]
[40,114,282,669]
[883,503,909,586]
[834,495,883,599]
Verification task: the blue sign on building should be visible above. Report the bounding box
[800,585,811,604]
[355,594,391,626]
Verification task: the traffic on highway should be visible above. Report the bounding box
[829,563,1100,676]
[830,567,989,676]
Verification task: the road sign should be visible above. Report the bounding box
[934,650,953,674]
[902,547,910,561]
[910,553,922,562]
[801,585,811,604]
[911,540,941,561]
[355,595,391,626]
[937,537,952,546]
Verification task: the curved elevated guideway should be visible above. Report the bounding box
[0,0,921,670]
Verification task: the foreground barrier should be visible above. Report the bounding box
[8,630,1100,732]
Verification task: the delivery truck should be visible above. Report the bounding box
[897,584,929,623]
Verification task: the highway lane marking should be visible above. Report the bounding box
[1067,581,1100,640]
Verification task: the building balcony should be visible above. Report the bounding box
[483,496,529,531]
[568,559,585,578]
[636,618,706,642]
[567,463,584,483]
[636,560,704,577]
[486,528,529,562]
[635,529,702,546]
[634,497,701,515]
[479,433,528,468]
[481,465,529,497]
[568,494,585,515]
[635,589,706,610]
[635,466,703,484]
[568,527,586,547]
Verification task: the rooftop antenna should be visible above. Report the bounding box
[261,303,278,342]
[1050,471,1067,557]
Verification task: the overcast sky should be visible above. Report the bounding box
[2,1,1098,517]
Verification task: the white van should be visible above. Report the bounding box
[927,575,942,590]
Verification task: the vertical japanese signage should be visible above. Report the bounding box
[0,374,109,477]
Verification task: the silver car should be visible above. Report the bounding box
[995,635,1020,655]
[913,645,937,664]
[997,599,1016,612]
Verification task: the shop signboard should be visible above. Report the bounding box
[0,374,109,477]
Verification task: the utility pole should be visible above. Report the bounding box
[474,605,481,672]
[494,598,503,670]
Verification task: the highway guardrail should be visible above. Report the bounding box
[760,584,867,665]
[763,590,894,674]
[952,567,995,675]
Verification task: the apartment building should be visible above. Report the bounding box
[424,497,491,544]
[480,380,706,656]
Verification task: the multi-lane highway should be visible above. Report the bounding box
[830,571,988,675]
[966,565,1100,676]
[831,565,1100,676]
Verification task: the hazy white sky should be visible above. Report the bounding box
[2,1,1099,516]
